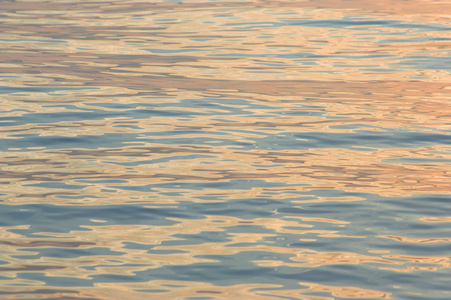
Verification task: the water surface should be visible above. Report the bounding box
[1,0,451,299]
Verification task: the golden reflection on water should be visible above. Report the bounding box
[1,0,451,299]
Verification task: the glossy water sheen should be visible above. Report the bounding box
[1,0,451,299]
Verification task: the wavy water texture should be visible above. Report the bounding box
[1,0,451,299]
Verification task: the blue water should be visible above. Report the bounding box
[1,0,451,299]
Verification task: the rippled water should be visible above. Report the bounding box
[2,0,451,299]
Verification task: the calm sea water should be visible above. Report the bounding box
[2,0,451,299]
